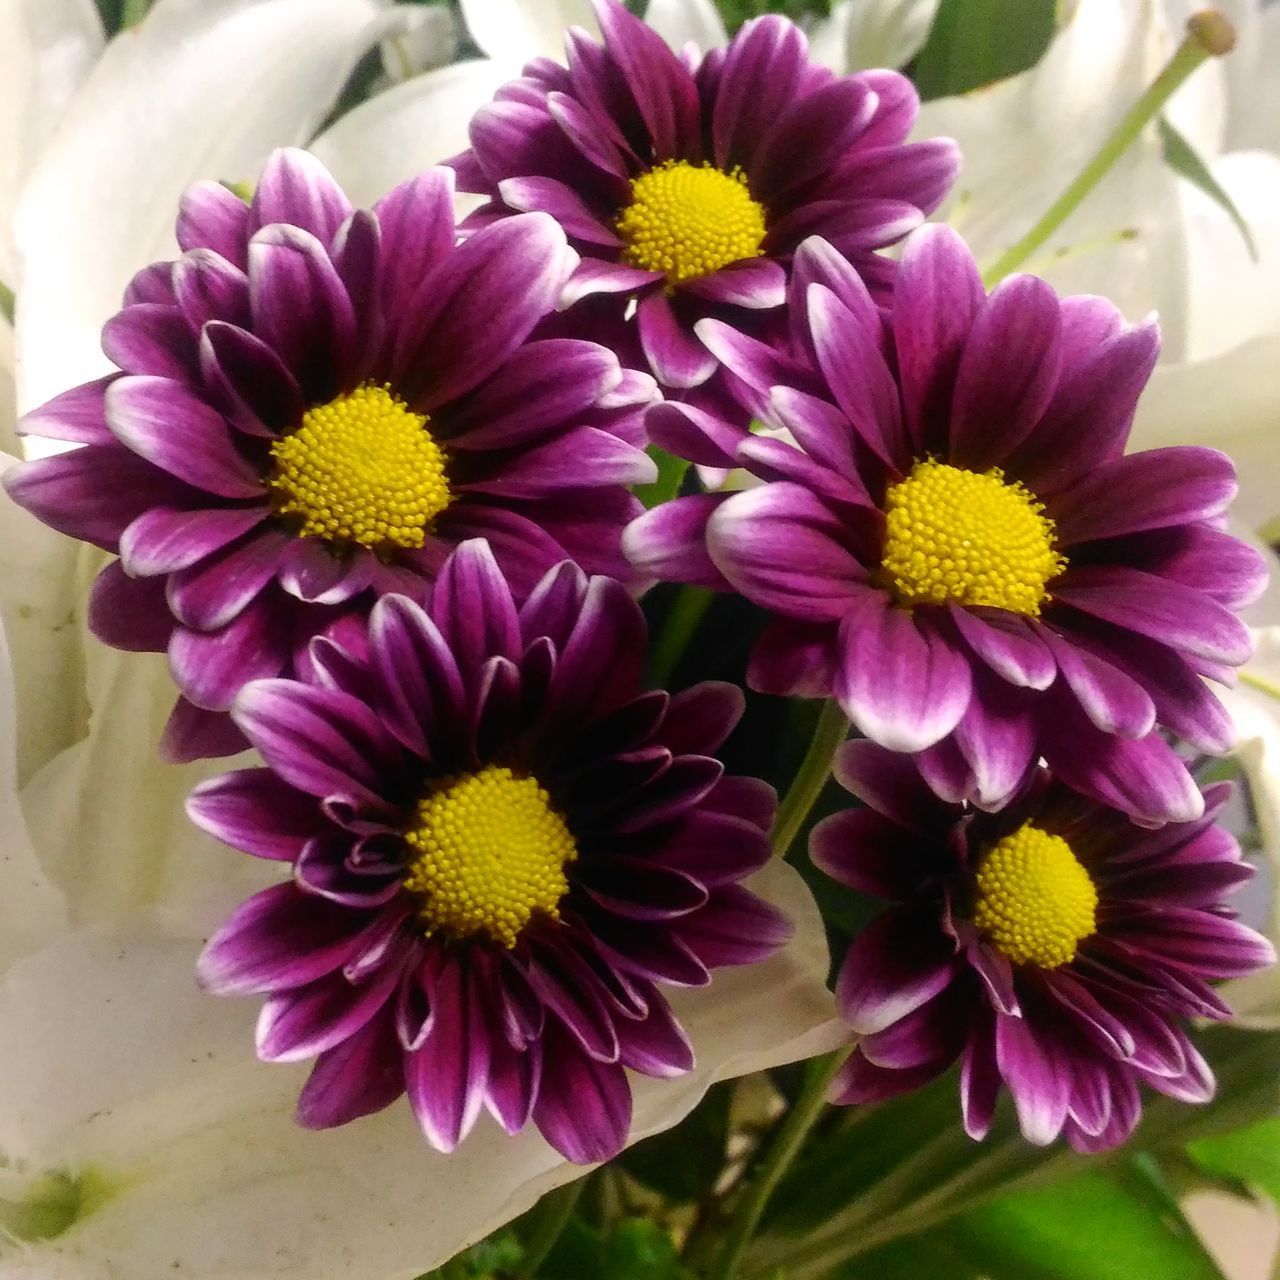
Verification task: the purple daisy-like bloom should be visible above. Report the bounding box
[447,0,957,389]
[627,227,1268,825]
[813,741,1274,1151]
[190,541,789,1163]
[3,148,657,761]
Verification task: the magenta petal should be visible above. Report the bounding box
[949,273,1062,470]
[645,401,743,469]
[120,505,268,577]
[257,963,398,1063]
[662,682,746,756]
[498,175,621,246]
[950,607,1056,690]
[696,317,802,398]
[372,167,456,320]
[231,678,402,804]
[682,258,787,309]
[1052,447,1238,544]
[1040,628,1155,739]
[747,615,838,699]
[169,601,289,710]
[960,1012,1000,1140]
[173,248,249,331]
[17,375,117,445]
[708,483,868,622]
[485,1038,542,1135]
[533,1022,632,1163]
[165,528,292,631]
[675,885,791,967]
[809,807,940,899]
[187,767,318,859]
[638,292,718,388]
[624,493,730,591]
[251,147,353,243]
[1054,565,1251,666]
[830,1047,944,1105]
[177,180,251,266]
[160,696,250,762]
[835,595,973,753]
[296,1002,405,1128]
[406,956,492,1152]
[617,998,694,1078]
[995,1012,1070,1145]
[561,258,663,307]
[832,739,958,832]
[952,682,1039,810]
[106,376,263,499]
[835,906,956,1035]
[199,321,305,436]
[197,881,368,995]
[88,561,172,652]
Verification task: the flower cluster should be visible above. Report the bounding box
[1,0,1271,1181]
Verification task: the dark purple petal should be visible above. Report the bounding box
[708,483,869,622]
[809,807,941,899]
[832,738,958,832]
[637,292,718,389]
[952,681,1039,809]
[296,1001,405,1128]
[199,321,305,437]
[173,248,249,331]
[177,180,250,266]
[617,998,695,1078]
[88,561,172,652]
[662,682,745,755]
[372,167,457,320]
[498,175,621,246]
[17,375,116,445]
[187,767,318,860]
[169,600,290,710]
[995,1012,1069,1145]
[257,963,399,1062]
[533,1021,632,1163]
[165,528,292,631]
[101,303,199,382]
[835,594,973,753]
[251,147,353,243]
[830,1047,947,1105]
[950,607,1056,690]
[120,505,268,577]
[835,906,957,1035]
[160,696,250,763]
[949,274,1062,470]
[1040,627,1155,739]
[624,493,730,591]
[674,885,791,967]
[682,258,786,309]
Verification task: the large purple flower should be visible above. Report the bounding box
[813,741,1274,1151]
[448,0,957,388]
[190,541,789,1163]
[627,228,1267,825]
[3,149,657,761]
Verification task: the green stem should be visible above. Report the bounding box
[981,13,1233,286]
[0,279,13,325]
[771,700,848,857]
[516,1180,584,1278]
[708,1048,851,1280]
[649,585,713,687]
[120,0,151,27]
[1241,669,1280,703]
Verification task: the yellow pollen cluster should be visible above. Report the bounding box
[972,823,1098,969]
[880,459,1066,615]
[616,160,767,285]
[268,382,451,551]
[403,766,577,948]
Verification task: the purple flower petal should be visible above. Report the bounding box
[498,175,621,246]
[17,375,117,445]
[177,180,250,267]
[173,248,249,331]
[296,1002,405,1128]
[674,885,791,967]
[101,303,199,382]
[682,258,787,309]
[708,483,869,622]
[561,257,664,308]
[165,528,292,631]
[160,696,250,763]
[120,505,268,577]
[617,998,695,1078]
[952,680,1039,810]
[533,1022,632,1163]
[251,147,353,243]
[832,738,957,832]
[835,905,957,1035]
[187,767,319,860]
[638,292,718,389]
[950,607,1056,690]
[810,807,941,899]
[169,600,290,710]
[835,594,973,753]
[257,963,399,1063]
[949,274,1062,470]
[88,561,172,652]
[372,167,457,321]
[995,1011,1070,1145]
[199,321,305,437]
[1040,627,1155,739]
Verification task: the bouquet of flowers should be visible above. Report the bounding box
[1,1,1278,1277]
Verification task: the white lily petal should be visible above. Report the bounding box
[0,863,835,1278]
[0,456,91,785]
[1221,0,1280,154]
[1130,334,1280,544]
[19,639,276,935]
[0,320,15,458]
[311,59,514,208]
[642,0,727,53]
[0,609,67,972]
[12,0,403,415]
[1180,149,1280,363]
[809,0,941,72]
[1218,625,1280,1028]
[916,0,1228,357]
[458,0,595,63]
[0,0,104,287]
[380,4,459,84]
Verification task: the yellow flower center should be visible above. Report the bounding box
[972,823,1098,969]
[403,766,577,948]
[880,459,1066,615]
[268,382,451,551]
[616,160,767,285]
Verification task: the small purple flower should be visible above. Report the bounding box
[813,741,1274,1151]
[4,149,657,761]
[627,228,1267,825]
[448,0,957,389]
[190,541,788,1163]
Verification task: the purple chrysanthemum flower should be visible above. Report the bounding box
[813,740,1274,1151]
[627,227,1268,825]
[447,0,957,388]
[189,541,789,1163]
[3,149,657,761]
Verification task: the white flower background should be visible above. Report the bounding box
[0,1,1276,1276]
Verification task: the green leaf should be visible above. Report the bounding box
[634,446,690,510]
[602,1219,685,1280]
[1188,1117,1280,1205]
[1157,116,1259,261]
[911,0,1057,101]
